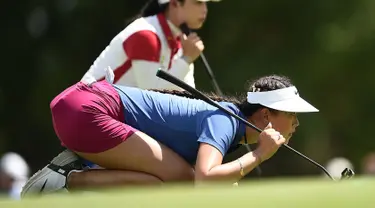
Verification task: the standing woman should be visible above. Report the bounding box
[82,0,220,90]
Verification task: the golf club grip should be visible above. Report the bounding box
[180,23,191,35]
[156,69,262,133]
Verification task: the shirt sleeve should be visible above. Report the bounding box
[123,30,193,90]
[123,30,161,62]
[197,109,239,156]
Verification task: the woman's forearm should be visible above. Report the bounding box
[195,151,262,183]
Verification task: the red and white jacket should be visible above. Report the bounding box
[81,14,195,90]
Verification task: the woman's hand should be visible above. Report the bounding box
[254,122,286,162]
[180,33,204,63]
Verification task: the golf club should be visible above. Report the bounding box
[180,23,223,96]
[156,69,355,181]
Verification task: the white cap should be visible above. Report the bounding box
[0,152,30,181]
[247,86,319,113]
[158,0,221,4]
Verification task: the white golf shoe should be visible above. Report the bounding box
[21,149,86,198]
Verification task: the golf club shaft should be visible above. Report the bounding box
[156,69,335,180]
[179,23,223,96]
[198,53,223,96]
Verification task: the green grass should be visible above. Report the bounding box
[1,177,374,208]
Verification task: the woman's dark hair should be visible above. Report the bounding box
[127,0,185,25]
[149,75,293,117]
[140,0,168,17]
[136,0,186,19]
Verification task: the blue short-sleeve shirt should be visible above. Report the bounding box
[113,85,246,165]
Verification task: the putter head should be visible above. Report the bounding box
[340,168,355,180]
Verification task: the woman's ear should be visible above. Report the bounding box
[260,108,270,125]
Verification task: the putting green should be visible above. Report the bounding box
[1,177,374,208]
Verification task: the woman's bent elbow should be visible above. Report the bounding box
[194,171,210,182]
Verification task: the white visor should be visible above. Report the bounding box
[247,86,319,113]
[158,0,221,4]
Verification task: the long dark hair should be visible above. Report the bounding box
[129,0,185,23]
[149,75,294,117]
